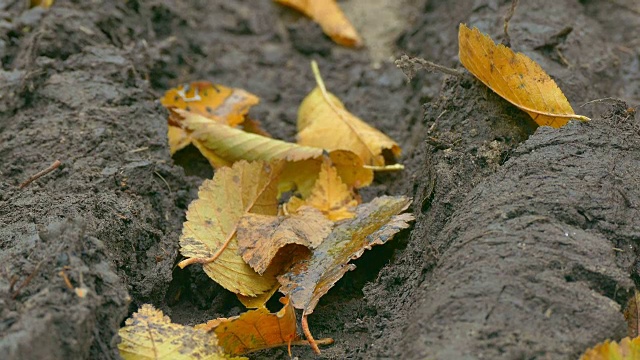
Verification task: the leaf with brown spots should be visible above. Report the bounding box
[286,158,359,221]
[177,160,283,298]
[160,81,262,154]
[173,109,373,196]
[458,24,590,128]
[296,61,401,168]
[196,297,333,355]
[274,0,362,47]
[237,206,332,275]
[278,196,414,353]
[118,304,245,360]
[579,336,640,360]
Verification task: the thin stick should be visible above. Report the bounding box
[580,97,620,107]
[11,259,45,299]
[395,55,462,81]
[301,314,321,354]
[503,0,519,47]
[153,171,172,193]
[19,160,61,189]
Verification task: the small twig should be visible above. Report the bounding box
[502,0,519,47]
[580,97,620,107]
[11,259,45,299]
[395,55,462,82]
[19,160,61,189]
[59,270,74,289]
[153,171,172,193]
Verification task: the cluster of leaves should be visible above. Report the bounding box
[117,16,605,359]
[118,59,412,359]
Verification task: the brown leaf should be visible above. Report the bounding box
[625,290,640,338]
[458,24,589,128]
[296,62,401,167]
[278,196,414,353]
[237,206,332,275]
[274,0,362,47]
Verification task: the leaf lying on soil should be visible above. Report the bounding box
[160,81,260,154]
[286,158,359,221]
[178,160,282,298]
[118,304,245,360]
[297,61,401,167]
[237,206,332,275]
[579,336,640,360]
[458,24,590,128]
[274,0,362,47]
[173,109,373,195]
[278,196,414,353]
[625,291,640,338]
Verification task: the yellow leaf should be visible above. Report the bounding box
[30,0,54,8]
[175,109,373,196]
[118,304,244,360]
[196,297,332,355]
[580,337,640,360]
[286,158,359,221]
[237,206,332,275]
[458,24,590,128]
[297,61,401,167]
[178,161,282,297]
[274,0,362,47]
[161,81,260,155]
[279,196,414,353]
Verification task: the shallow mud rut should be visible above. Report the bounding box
[1,0,639,359]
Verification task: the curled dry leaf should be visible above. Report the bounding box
[579,337,640,360]
[175,110,373,196]
[237,206,332,275]
[297,61,402,167]
[196,297,332,355]
[286,158,359,221]
[274,0,362,47]
[625,290,640,338]
[118,304,244,360]
[279,196,414,353]
[458,24,590,128]
[178,160,282,298]
[160,81,261,154]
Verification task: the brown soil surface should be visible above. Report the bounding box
[1,0,639,359]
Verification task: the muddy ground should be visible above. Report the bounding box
[1,0,639,359]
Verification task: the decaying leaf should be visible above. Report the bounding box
[625,291,640,338]
[297,61,401,167]
[174,109,373,196]
[237,206,332,275]
[274,0,362,47]
[161,81,260,154]
[118,304,244,360]
[458,24,590,128]
[286,158,358,221]
[579,337,640,360]
[178,160,282,298]
[30,0,54,8]
[279,196,414,353]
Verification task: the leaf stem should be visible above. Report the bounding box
[178,230,236,268]
[301,314,321,354]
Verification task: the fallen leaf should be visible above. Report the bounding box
[30,0,54,8]
[178,160,283,298]
[297,61,401,167]
[579,336,640,360]
[279,196,414,353]
[458,24,590,128]
[174,109,373,196]
[197,298,301,355]
[286,158,358,221]
[118,304,244,360]
[625,291,640,338]
[161,81,260,155]
[274,0,362,47]
[237,206,332,275]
